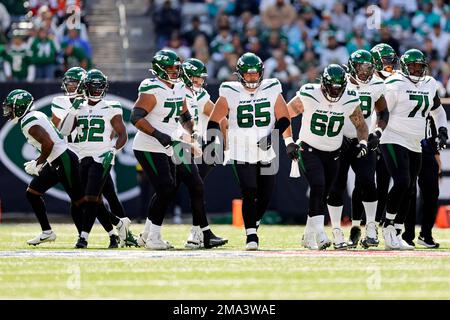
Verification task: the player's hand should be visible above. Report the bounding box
[436,127,448,151]
[286,142,300,160]
[257,135,271,151]
[24,160,43,176]
[356,140,368,158]
[71,97,85,110]
[368,129,382,151]
[152,129,172,148]
[99,148,117,170]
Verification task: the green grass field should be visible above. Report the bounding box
[0,223,449,299]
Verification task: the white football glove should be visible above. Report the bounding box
[24,160,44,176]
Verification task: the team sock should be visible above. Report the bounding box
[363,201,377,224]
[327,205,342,229]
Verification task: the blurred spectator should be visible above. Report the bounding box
[429,23,450,60]
[164,31,191,61]
[379,0,393,21]
[210,25,233,62]
[300,65,321,86]
[30,26,58,80]
[298,50,320,73]
[264,49,300,83]
[330,3,352,35]
[153,0,181,49]
[28,0,59,16]
[385,5,411,40]
[0,0,27,18]
[234,0,259,16]
[261,0,296,31]
[182,16,209,47]
[3,32,35,82]
[62,27,91,59]
[299,6,321,36]
[320,32,349,68]
[346,31,371,53]
[0,2,10,32]
[374,24,400,54]
[62,41,90,71]
[216,52,238,82]
[412,0,441,36]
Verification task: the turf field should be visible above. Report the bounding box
[0,223,449,299]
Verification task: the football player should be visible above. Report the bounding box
[52,67,136,248]
[287,64,369,250]
[131,49,226,250]
[379,49,448,250]
[180,58,228,249]
[369,43,398,226]
[326,50,389,249]
[59,69,129,249]
[207,52,295,250]
[2,89,84,245]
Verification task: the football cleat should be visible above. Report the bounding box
[203,231,228,249]
[145,234,174,250]
[332,228,347,250]
[116,217,131,247]
[108,234,119,249]
[417,236,440,248]
[137,233,146,247]
[382,225,400,250]
[347,226,361,249]
[185,226,203,249]
[124,230,139,247]
[75,236,88,249]
[398,235,415,250]
[27,231,56,246]
[316,231,331,250]
[246,234,259,251]
[301,232,318,250]
[361,222,379,249]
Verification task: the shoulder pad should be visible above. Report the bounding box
[138,78,167,94]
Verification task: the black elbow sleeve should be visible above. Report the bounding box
[274,117,290,135]
[179,111,192,124]
[130,108,148,125]
[376,109,389,123]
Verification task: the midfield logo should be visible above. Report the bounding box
[0,93,139,202]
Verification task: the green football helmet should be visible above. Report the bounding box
[83,69,108,101]
[236,52,264,89]
[370,43,398,77]
[321,64,347,102]
[2,89,34,123]
[62,67,87,97]
[400,49,428,83]
[181,58,208,92]
[151,49,181,83]
[348,50,375,84]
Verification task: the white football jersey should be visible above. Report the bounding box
[75,99,123,163]
[51,95,80,155]
[181,87,211,140]
[297,83,361,152]
[220,78,281,163]
[132,77,186,155]
[380,73,438,152]
[344,76,385,138]
[20,110,67,163]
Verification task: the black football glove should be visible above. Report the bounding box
[356,140,368,158]
[286,142,300,160]
[436,127,448,151]
[368,129,382,151]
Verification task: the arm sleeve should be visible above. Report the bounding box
[430,105,447,130]
[59,111,77,136]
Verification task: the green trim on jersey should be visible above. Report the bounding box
[20,116,38,129]
[425,78,431,84]
[111,104,122,109]
[231,162,240,184]
[386,144,398,168]
[262,81,279,91]
[51,103,65,110]
[300,91,319,103]
[139,84,166,92]
[298,151,306,173]
[197,90,207,101]
[59,151,72,188]
[343,98,360,106]
[371,81,384,85]
[186,93,193,99]
[221,85,240,93]
[385,79,404,84]
[144,151,158,175]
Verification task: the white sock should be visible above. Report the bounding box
[327,205,342,229]
[394,223,403,232]
[149,223,161,237]
[201,226,210,232]
[310,215,325,233]
[305,216,313,233]
[108,230,116,236]
[142,218,152,239]
[256,220,261,227]
[43,230,52,234]
[363,201,377,224]
[385,212,396,220]
[352,220,361,227]
[246,228,257,236]
[81,231,89,241]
